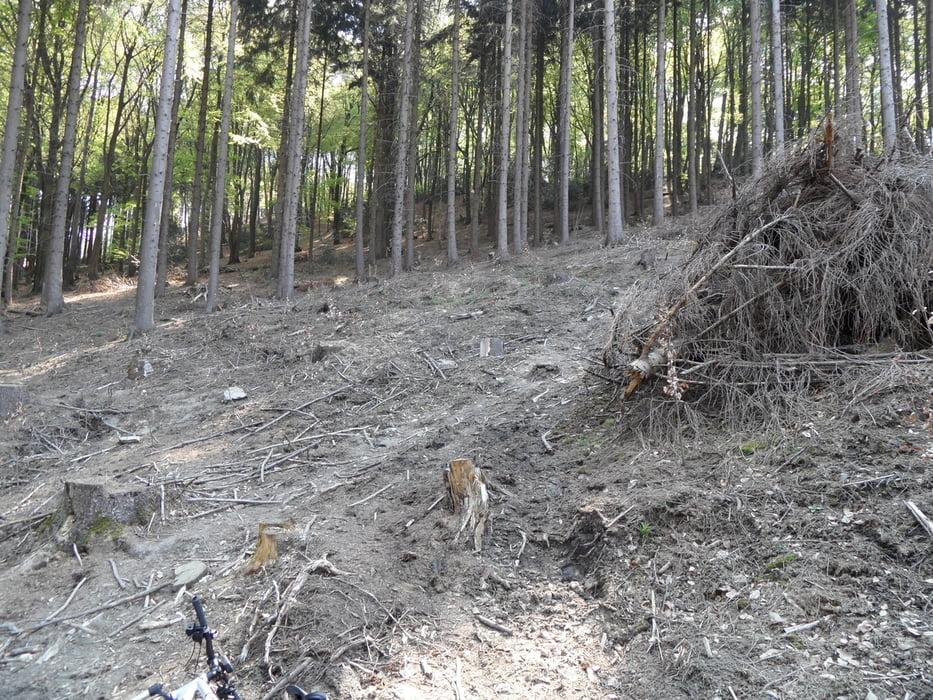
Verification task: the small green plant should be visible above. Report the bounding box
[765,553,799,571]
[636,522,652,538]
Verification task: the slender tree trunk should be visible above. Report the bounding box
[469,54,486,256]
[750,0,763,176]
[309,56,328,267]
[496,0,513,259]
[157,0,188,298]
[687,0,699,214]
[511,0,528,254]
[186,0,213,285]
[277,0,311,298]
[591,26,605,235]
[355,0,370,281]
[390,0,416,276]
[771,0,785,151]
[205,0,237,312]
[532,29,545,246]
[557,0,573,246]
[875,0,897,154]
[445,0,461,264]
[604,0,625,246]
[653,0,666,225]
[43,0,89,315]
[844,0,863,146]
[133,0,182,334]
[0,0,32,329]
[927,0,933,144]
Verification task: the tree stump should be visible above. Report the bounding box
[53,478,159,550]
[445,458,489,552]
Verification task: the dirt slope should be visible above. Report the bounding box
[0,228,931,700]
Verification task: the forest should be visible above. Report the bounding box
[0,0,929,330]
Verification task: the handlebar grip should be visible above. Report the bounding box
[192,596,209,629]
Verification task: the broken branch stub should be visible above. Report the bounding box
[446,458,489,552]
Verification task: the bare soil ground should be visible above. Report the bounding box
[0,223,931,700]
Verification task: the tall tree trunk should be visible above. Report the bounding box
[750,0,763,176]
[206,0,237,312]
[42,0,90,315]
[157,0,188,298]
[277,0,311,298]
[511,0,528,254]
[355,0,370,281]
[391,0,416,276]
[591,25,605,235]
[927,0,933,143]
[0,0,32,329]
[687,0,699,214]
[469,53,487,256]
[604,0,625,246]
[187,0,213,285]
[875,0,897,154]
[445,0,461,264]
[309,56,329,267]
[771,0,785,151]
[844,0,863,146]
[134,0,182,334]
[653,0,666,224]
[532,27,545,246]
[557,0,574,246]
[496,0,513,259]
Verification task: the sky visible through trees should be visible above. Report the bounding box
[0,0,929,327]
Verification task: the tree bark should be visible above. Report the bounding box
[496,0,513,259]
[445,0,461,264]
[771,0,785,151]
[276,0,312,298]
[390,0,416,276]
[557,0,573,246]
[604,0,625,246]
[206,0,238,312]
[42,0,90,315]
[157,0,188,299]
[186,0,214,286]
[0,0,32,330]
[653,0,666,225]
[875,0,897,154]
[355,0,370,281]
[133,0,182,334]
[750,0,763,176]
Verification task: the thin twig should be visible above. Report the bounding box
[348,483,395,507]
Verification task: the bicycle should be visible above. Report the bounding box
[129,596,326,700]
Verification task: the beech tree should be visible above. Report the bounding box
[42,0,90,315]
[133,0,182,334]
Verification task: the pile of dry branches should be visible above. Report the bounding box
[604,127,933,432]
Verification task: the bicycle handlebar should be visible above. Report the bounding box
[128,596,324,700]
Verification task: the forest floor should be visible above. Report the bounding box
[0,217,931,700]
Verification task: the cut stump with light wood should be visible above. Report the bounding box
[446,458,489,552]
